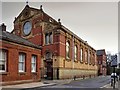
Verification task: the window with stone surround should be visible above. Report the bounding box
[85,50,88,63]
[80,48,83,62]
[19,53,26,72]
[0,50,7,72]
[45,32,53,45]
[74,45,78,61]
[31,55,37,72]
[88,50,91,64]
[66,41,70,59]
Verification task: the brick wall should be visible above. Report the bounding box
[0,40,41,83]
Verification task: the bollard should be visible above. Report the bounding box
[74,76,76,80]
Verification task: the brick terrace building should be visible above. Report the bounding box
[9,5,98,80]
[0,24,42,85]
[97,49,107,76]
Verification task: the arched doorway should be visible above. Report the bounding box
[45,52,53,80]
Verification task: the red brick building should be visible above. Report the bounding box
[97,49,107,76]
[11,5,98,80]
[0,23,42,85]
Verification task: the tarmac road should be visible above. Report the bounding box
[40,76,112,88]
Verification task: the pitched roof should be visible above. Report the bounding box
[0,30,42,49]
[97,49,106,55]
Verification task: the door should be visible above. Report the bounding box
[46,62,53,80]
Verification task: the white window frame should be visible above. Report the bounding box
[31,55,37,72]
[0,50,7,72]
[19,53,25,72]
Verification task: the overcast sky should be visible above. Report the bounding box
[1,1,118,55]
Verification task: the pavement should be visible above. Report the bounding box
[1,79,72,89]
[1,76,119,89]
[2,81,56,89]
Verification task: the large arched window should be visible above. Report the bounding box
[66,41,70,59]
[93,54,95,65]
[80,48,83,62]
[85,50,88,63]
[74,45,78,61]
[88,50,91,64]
[92,54,95,65]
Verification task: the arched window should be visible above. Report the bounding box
[45,33,49,44]
[74,45,78,60]
[80,48,83,62]
[92,54,95,65]
[49,32,52,44]
[45,52,52,60]
[45,32,53,45]
[66,41,70,59]
[93,54,95,65]
[88,50,91,64]
[85,50,88,63]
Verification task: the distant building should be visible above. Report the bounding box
[97,49,107,76]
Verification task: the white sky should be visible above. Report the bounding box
[1,1,118,54]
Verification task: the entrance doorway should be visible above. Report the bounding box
[45,52,53,80]
[46,61,53,80]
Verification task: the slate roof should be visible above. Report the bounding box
[97,49,106,55]
[0,30,42,49]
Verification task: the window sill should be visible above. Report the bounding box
[80,61,83,63]
[74,60,78,63]
[89,63,92,65]
[66,58,71,61]
[32,72,37,75]
[44,43,53,46]
[0,72,9,75]
[18,72,26,75]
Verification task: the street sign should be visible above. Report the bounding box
[111,55,117,67]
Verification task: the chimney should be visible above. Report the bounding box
[0,23,6,31]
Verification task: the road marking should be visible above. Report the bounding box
[100,83,110,88]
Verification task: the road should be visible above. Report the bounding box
[18,76,119,90]
[40,76,111,88]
